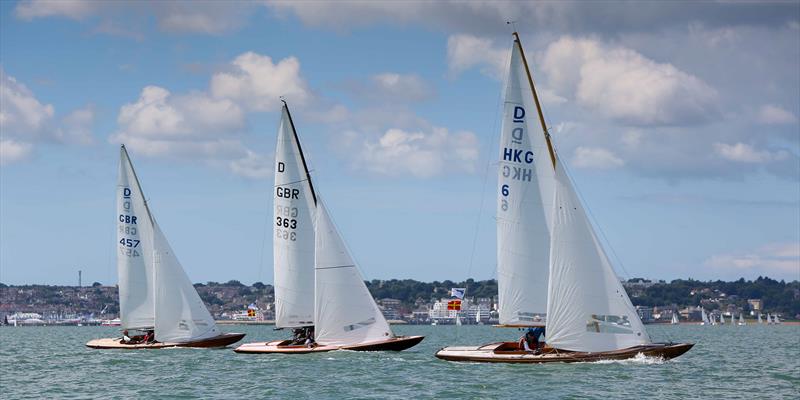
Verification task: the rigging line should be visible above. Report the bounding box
[553,143,633,280]
[257,188,271,285]
[466,33,512,283]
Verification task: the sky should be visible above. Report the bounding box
[1,0,798,286]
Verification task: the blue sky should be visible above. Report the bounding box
[1,1,798,285]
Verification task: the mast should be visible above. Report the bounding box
[281,99,317,206]
[512,32,557,170]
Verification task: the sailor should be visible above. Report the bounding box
[304,329,315,348]
[122,330,132,344]
[530,326,546,354]
[142,329,155,344]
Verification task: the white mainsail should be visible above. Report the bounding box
[314,201,393,346]
[701,308,709,325]
[758,313,763,324]
[117,147,156,330]
[118,146,220,342]
[496,35,555,326]
[476,309,482,324]
[273,104,317,328]
[738,314,745,325]
[671,313,679,324]
[544,162,650,352]
[774,315,780,324]
[720,314,725,325]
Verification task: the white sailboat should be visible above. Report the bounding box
[701,308,709,325]
[773,314,781,324]
[235,102,423,354]
[738,314,746,326]
[757,313,763,324]
[476,309,483,325]
[87,146,245,349]
[671,313,679,325]
[719,313,725,325]
[435,32,693,363]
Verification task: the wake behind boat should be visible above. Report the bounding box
[435,31,692,364]
[234,102,423,355]
[86,146,244,350]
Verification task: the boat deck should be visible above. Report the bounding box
[86,333,245,349]
[435,342,693,363]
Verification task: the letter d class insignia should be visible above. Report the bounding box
[277,162,285,173]
[123,188,131,198]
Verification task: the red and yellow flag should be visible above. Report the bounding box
[447,300,462,310]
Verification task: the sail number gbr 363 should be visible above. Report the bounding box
[118,187,141,257]
[275,161,302,242]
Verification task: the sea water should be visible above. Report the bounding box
[1,324,797,399]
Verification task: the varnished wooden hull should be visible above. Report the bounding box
[85,333,246,349]
[234,335,425,354]
[435,342,693,363]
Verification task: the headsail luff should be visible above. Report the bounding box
[496,33,557,326]
[117,146,156,330]
[273,102,318,328]
[314,200,393,347]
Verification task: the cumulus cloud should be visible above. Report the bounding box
[1,69,54,138]
[1,68,93,164]
[109,51,308,178]
[705,242,800,280]
[757,104,798,125]
[0,139,33,166]
[15,0,257,35]
[210,52,311,111]
[541,37,719,126]
[447,34,509,79]
[571,146,625,169]
[352,127,479,178]
[713,142,789,164]
[344,73,434,103]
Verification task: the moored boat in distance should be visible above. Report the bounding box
[234,102,423,354]
[435,31,693,364]
[86,146,244,350]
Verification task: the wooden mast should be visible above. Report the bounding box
[512,32,557,170]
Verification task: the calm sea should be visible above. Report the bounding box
[1,324,797,399]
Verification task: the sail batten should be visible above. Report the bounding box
[273,104,317,328]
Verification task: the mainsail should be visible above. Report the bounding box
[545,162,651,352]
[273,103,317,328]
[117,146,156,330]
[496,33,556,326]
[314,200,393,346]
[117,145,220,342]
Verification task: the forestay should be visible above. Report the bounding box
[545,162,650,352]
[273,104,317,328]
[117,147,156,330]
[314,201,393,346]
[496,39,555,326]
[152,222,220,342]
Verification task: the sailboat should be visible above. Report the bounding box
[719,313,725,325]
[738,314,746,326]
[671,313,679,325]
[87,146,245,349]
[773,314,781,324]
[701,308,709,325]
[476,308,483,325]
[435,32,693,363]
[757,313,763,324]
[235,102,423,354]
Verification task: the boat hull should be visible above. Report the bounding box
[234,335,425,354]
[435,342,693,363]
[85,333,245,349]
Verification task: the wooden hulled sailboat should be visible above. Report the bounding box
[435,32,692,363]
[86,146,245,349]
[234,102,423,354]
